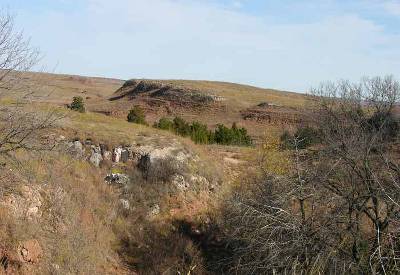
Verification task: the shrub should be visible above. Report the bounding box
[280,130,292,149]
[190,121,212,144]
[280,126,321,149]
[231,123,252,146]
[173,117,191,136]
[214,123,252,146]
[295,126,321,148]
[153,117,174,131]
[214,124,233,145]
[154,117,252,146]
[127,106,147,125]
[116,221,206,274]
[138,155,183,183]
[367,111,399,140]
[69,96,85,113]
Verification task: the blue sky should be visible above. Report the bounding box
[2,0,400,92]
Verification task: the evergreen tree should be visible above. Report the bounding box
[70,96,85,113]
[127,106,147,125]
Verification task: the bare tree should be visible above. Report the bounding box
[0,11,40,92]
[222,76,400,274]
[312,76,400,273]
[222,141,338,274]
[0,11,60,158]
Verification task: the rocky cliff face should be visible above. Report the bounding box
[110,79,225,107]
[241,103,305,125]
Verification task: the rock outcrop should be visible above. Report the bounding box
[105,173,130,187]
[1,185,43,220]
[62,137,216,194]
[119,199,130,210]
[18,240,42,264]
[65,138,192,167]
[110,79,225,106]
[89,145,103,167]
[241,104,304,125]
[0,239,43,274]
[112,147,122,163]
[67,140,85,157]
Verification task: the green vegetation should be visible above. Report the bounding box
[154,117,252,146]
[172,116,191,137]
[127,105,148,125]
[190,121,213,144]
[214,123,252,146]
[69,96,85,113]
[153,117,174,131]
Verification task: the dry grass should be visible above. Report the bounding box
[12,73,307,108]
[0,149,123,274]
[152,79,308,108]
[2,72,310,143]
[0,77,300,273]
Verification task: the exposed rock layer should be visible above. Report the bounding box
[110,79,224,106]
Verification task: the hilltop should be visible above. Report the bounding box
[13,73,311,141]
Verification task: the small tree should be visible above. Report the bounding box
[69,96,85,113]
[154,117,251,146]
[0,11,60,156]
[153,117,174,130]
[214,123,252,146]
[214,124,233,145]
[190,121,211,144]
[231,122,252,146]
[173,116,191,136]
[127,106,147,125]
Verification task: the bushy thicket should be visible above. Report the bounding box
[127,106,148,125]
[153,117,174,131]
[281,108,399,150]
[367,110,399,140]
[69,96,85,113]
[280,126,321,149]
[154,117,252,146]
[190,121,213,144]
[214,123,252,146]
[219,77,400,274]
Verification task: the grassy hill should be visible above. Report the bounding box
[8,73,311,142]
[2,73,399,274]
[0,73,299,273]
[0,100,240,274]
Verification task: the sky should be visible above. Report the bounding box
[2,0,400,92]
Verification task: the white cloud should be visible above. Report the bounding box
[11,0,400,92]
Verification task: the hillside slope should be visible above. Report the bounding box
[0,72,313,274]
[9,73,310,141]
[0,101,237,274]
